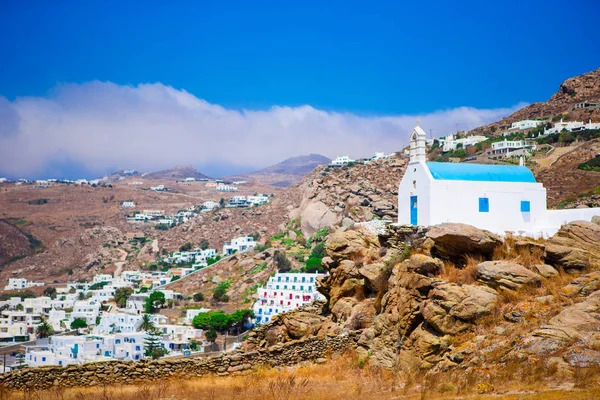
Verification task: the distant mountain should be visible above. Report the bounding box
[472,67,600,136]
[227,154,332,187]
[143,165,211,181]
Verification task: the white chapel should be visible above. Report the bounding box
[398,124,600,237]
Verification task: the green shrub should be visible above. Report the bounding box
[304,257,324,273]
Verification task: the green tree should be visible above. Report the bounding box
[114,287,134,308]
[88,281,109,291]
[77,292,86,301]
[35,321,54,338]
[304,257,324,273]
[144,329,167,359]
[193,292,205,302]
[212,281,231,302]
[43,287,57,299]
[198,239,210,250]
[205,328,217,343]
[140,314,155,331]
[144,291,166,314]
[179,242,192,252]
[219,198,225,207]
[70,318,88,330]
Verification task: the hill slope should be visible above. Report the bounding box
[0,219,36,266]
[472,67,600,136]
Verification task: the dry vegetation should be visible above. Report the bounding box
[3,352,600,400]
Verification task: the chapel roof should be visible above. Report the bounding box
[426,162,537,183]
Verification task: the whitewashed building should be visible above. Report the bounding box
[4,278,45,291]
[398,124,600,237]
[490,139,537,157]
[121,201,135,208]
[94,313,143,334]
[223,236,256,255]
[509,120,545,131]
[438,134,487,152]
[331,156,355,166]
[253,273,326,324]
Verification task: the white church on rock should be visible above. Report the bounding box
[398,124,600,238]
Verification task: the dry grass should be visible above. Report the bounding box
[441,256,480,285]
[4,352,599,400]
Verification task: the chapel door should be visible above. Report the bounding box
[410,196,418,225]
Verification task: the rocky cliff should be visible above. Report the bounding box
[246,219,600,382]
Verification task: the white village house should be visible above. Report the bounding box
[398,124,600,238]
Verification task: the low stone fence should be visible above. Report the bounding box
[0,332,359,391]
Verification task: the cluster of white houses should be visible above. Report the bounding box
[126,208,196,227]
[331,152,396,166]
[253,272,326,324]
[225,195,270,208]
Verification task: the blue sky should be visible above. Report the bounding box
[0,0,599,178]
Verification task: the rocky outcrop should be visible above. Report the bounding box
[561,271,600,297]
[476,261,542,290]
[545,221,600,271]
[535,290,600,342]
[324,229,380,264]
[426,223,502,263]
[288,157,407,237]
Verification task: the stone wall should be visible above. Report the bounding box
[0,332,359,391]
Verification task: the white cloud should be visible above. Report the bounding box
[0,82,525,178]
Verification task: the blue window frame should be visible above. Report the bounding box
[479,198,489,213]
[521,200,531,212]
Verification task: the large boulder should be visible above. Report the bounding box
[476,261,542,290]
[403,254,444,277]
[282,312,327,340]
[545,221,600,271]
[426,223,502,263]
[420,283,498,335]
[533,264,559,278]
[300,201,339,237]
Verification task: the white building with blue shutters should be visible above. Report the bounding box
[398,125,600,237]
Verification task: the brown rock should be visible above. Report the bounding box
[476,261,542,290]
[533,264,559,278]
[282,312,327,340]
[421,283,498,335]
[561,271,600,297]
[426,223,502,263]
[545,221,600,271]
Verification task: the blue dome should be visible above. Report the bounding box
[426,162,537,183]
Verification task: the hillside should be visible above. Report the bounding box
[0,219,37,266]
[226,154,331,187]
[535,138,600,207]
[472,67,600,136]
[143,165,211,180]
